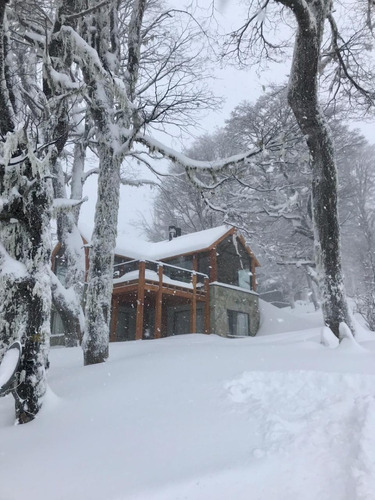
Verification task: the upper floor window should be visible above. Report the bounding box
[198,252,210,276]
[216,237,252,290]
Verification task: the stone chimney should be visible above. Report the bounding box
[168,225,181,241]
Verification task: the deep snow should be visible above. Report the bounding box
[1,302,375,500]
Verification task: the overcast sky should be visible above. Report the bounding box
[79,0,375,241]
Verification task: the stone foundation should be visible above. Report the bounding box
[209,283,260,337]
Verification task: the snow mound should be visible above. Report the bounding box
[258,299,323,335]
[320,326,339,348]
[0,342,21,393]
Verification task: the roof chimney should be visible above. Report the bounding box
[168,225,181,241]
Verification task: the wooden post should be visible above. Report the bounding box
[154,264,163,339]
[204,277,210,334]
[210,247,217,282]
[110,297,119,342]
[136,261,146,340]
[190,272,197,333]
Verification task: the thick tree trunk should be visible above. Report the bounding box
[52,161,85,346]
[0,2,52,423]
[44,0,85,347]
[81,1,146,365]
[82,147,121,365]
[283,0,353,337]
[0,156,53,423]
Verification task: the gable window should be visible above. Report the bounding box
[216,238,253,289]
[238,268,252,290]
[227,310,250,336]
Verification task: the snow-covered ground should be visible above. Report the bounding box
[1,302,375,500]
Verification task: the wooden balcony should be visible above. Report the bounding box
[110,259,210,341]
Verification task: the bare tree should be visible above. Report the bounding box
[0,0,53,423]
[219,0,375,337]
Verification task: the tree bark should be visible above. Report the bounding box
[82,147,121,365]
[81,0,146,365]
[278,0,353,337]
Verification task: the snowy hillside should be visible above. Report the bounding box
[1,304,375,500]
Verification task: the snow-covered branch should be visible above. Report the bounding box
[120,177,158,187]
[53,196,88,213]
[0,243,27,280]
[134,132,264,172]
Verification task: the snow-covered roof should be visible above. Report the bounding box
[116,225,233,260]
[80,224,234,260]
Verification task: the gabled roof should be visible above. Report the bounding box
[79,224,259,265]
[115,225,233,260]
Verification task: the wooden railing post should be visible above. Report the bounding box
[204,277,210,334]
[190,272,197,333]
[136,261,146,340]
[110,297,119,342]
[154,264,163,339]
[210,247,217,282]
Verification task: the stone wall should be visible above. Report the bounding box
[209,283,260,337]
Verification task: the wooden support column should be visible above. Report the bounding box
[136,261,146,340]
[154,264,163,339]
[210,247,218,282]
[204,277,210,334]
[190,273,197,333]
[109,296,119,342]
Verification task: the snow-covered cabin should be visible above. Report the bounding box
[52,225,260,343]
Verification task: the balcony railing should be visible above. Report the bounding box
[113,259,208,289]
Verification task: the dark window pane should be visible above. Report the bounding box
[198,252,210,276]
[227,310,250,336]
[217,237,252,289]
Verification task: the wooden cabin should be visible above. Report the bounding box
[51,225,260,344]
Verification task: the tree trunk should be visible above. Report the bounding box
[0,156,53,424]
[44,0,85,347]
[81,0,146,365]
[282,0,353,337]
[82,147,121,365]
[0,1,52,423]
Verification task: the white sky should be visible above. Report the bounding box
[79,0,375,240]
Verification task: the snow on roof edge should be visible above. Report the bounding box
[115,225,233,260]
[77,223,259,264]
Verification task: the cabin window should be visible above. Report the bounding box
[166,255,193,271]
[115,306,136,341]
[164,255,193,283]
[227,310,250,336]
[216,237,252,290]
[167,304,204,335]
[238,269,253,290]
[198,252,210,277]
[51,309,65,337]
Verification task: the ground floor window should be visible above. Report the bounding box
[51,309,65,336]
[167,304,204,335]
[116,306,137,341]
[227,310,250,336]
